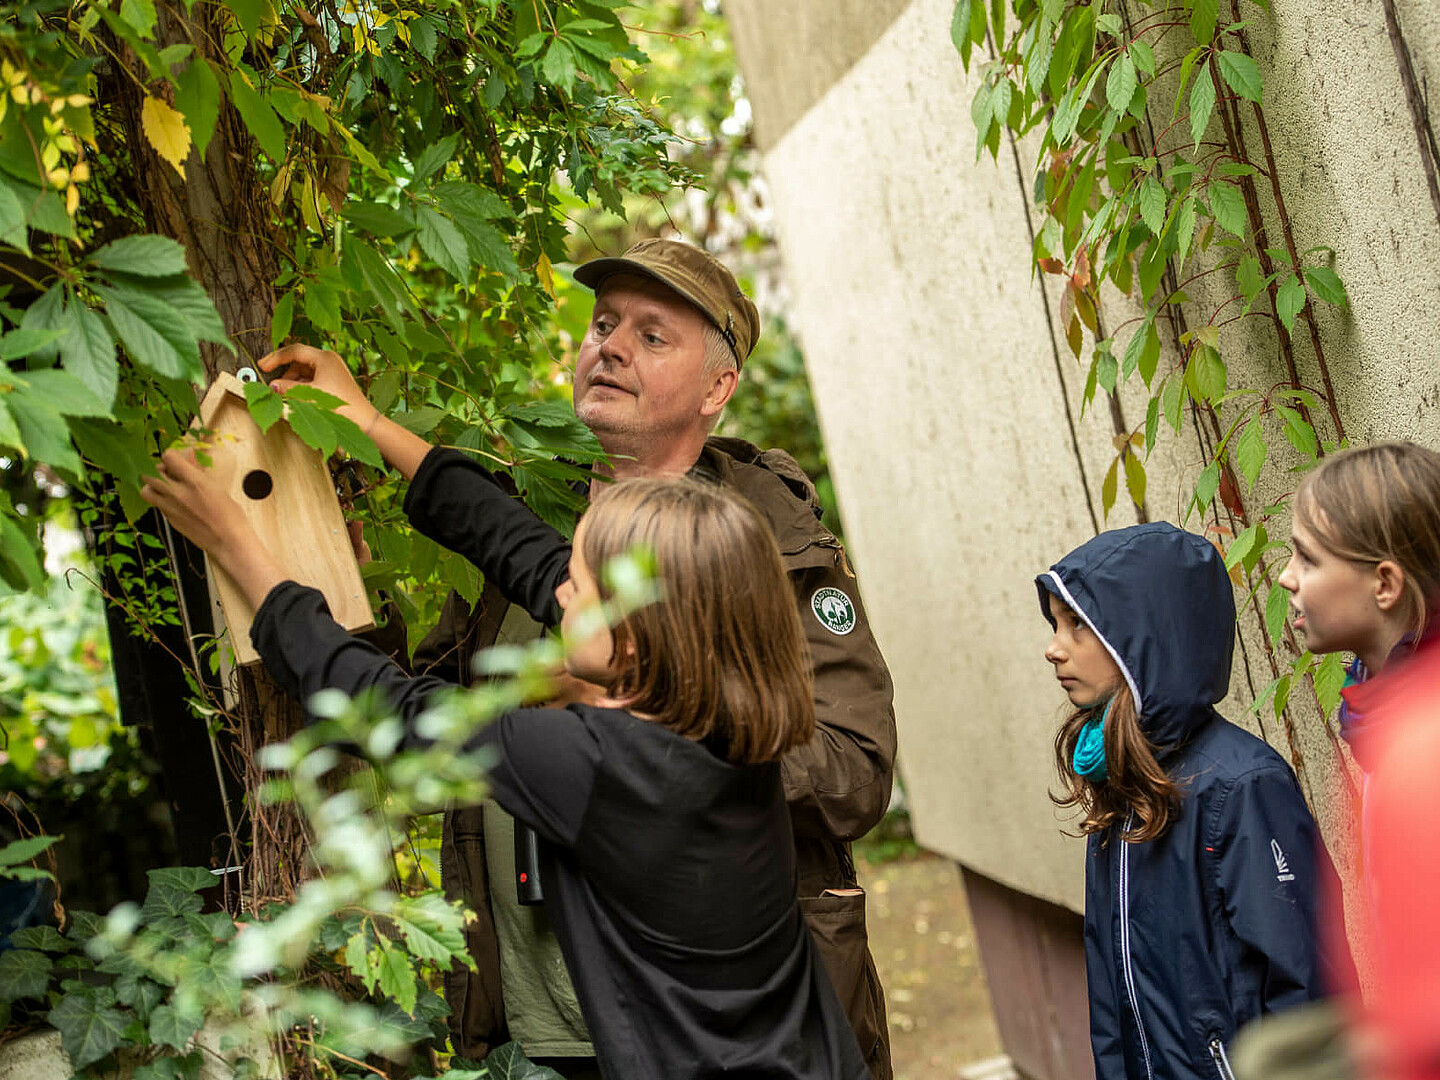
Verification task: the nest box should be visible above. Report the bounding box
[195,371,373,665]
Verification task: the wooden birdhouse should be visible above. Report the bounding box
[194,371,373,665]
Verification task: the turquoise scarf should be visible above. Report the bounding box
[1073,697,1113,781]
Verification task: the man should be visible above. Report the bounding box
[268,239,897,1079]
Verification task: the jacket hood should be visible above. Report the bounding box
[1037,522,1235,751]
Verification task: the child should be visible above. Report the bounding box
[1276,441,1440,1077]
[1038,522,1337,1080]
[142,450,868,1080]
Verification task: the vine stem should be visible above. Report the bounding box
[1377,0,1440,231]
[1224,4,1347,443]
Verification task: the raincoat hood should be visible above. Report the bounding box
[1037,522,1235,752]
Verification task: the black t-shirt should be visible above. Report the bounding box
[252,582,866,1080]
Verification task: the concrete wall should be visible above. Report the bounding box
[725,0,1440,916]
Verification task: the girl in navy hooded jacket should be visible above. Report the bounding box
[1037,523,1342,1080]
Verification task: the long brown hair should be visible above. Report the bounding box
[579,477,815,764]
[1294,441,1440,643]
[1051,684,1183,843]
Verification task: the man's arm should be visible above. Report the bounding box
[782,559,897,843]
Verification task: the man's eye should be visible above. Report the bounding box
[643,332,664,346]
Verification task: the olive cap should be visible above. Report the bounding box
[574,238,760,366]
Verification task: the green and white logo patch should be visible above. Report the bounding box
[811,587,856,636]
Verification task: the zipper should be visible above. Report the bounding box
[1208,1037,1237,1080]
[1119,812,1155,1080]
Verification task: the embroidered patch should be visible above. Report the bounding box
[811,587,856,636]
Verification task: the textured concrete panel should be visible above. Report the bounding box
[723,0,911,151]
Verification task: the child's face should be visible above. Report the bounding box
[1279,514,1392,658]
[555,520,618,686]
[1044,592,1124,708]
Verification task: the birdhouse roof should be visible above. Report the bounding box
[198,371,252,428]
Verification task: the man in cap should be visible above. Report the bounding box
[260,239,897,1079]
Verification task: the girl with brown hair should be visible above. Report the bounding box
[1037,523,1341,1080]
[142,451,867,1080]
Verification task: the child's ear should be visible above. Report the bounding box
[1374,559,1407,613]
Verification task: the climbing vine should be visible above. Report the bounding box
[952,0,1355,788]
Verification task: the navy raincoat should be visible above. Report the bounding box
[1038,523,1340,1080]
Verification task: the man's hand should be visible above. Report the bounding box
[260,344,379,430]
[141,447,285,608]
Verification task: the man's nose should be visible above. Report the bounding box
[598,326,632,365]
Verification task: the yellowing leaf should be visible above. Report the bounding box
[536,252,555,299]
[141,96,191,179]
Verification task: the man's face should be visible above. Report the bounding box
[573,274,719,447]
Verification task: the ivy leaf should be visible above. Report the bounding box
[1101,456,1119,521]
[228,70,285,164]
[1275,272,1305,333]
[1191,0,1218,44]
[1123,450,1146,507]
[141,96,191,180]
[175,58,221,161]
[149,1003,203,1052]
[1235,415,1267,487]
[1207,180,1246,237]
[48,990,130,1070]
[1217,50,1263,103]
[1138,174,1166,235]
[10,925,72,953]
[1313,651,1347,716]
[1106,53,1137,112]
[1189,65,1215,149]
[392,914,463,965]
[1265,581,1290,647]
[483,1042,565,1080]
[0,949,51,1001]
[1303,265,1347,307]
[91,236,190,278]
[244,380,284,433]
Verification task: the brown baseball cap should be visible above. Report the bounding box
[574,238,761,366]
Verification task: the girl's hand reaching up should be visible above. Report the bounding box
[141,447,286,608]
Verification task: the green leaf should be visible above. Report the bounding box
[1106,53,1137,112]
[227,0,273,40]
[1123,451,1146,507]
[227,70,285,164]
[1101,456,1119,521]
[1187,342,1227,404]
[1313,651,1347,716]
[0,398,19,454]
[10,925,72,953]
[951,0,977,70]
[392,913,464,965]
[0,513,43,592]
[412,134,459,183]
[17,369,110,418]
[1217,50,1263,103]
[0,949,51,1002]
[149,1003,203,1052]
[1190,65,1215,149]
[7,392,80,475]
[483,1042,565,1080]
[1303,265,1347,307]
[244,380,284,433]
[91,236,189,278]
[62,304,118,409]
[1193,461,1221,518]
[374,941,418,1015]
[1130,40,1156,75]
[0,179,29,251]
[1224,522,1262,570]
[1176,196,1198,266]
[541,39,577,91]
[271,291,294,349]
[343,930,375,989]
[343,201,415,237]
[1265,580,1290,647]
[1235,415,1266,487]
[330,409,383,468]
[1276,404,1319,458]
[1191,0,1218,44]
[1138,174,1166,236]
[120,0,156,36]
[19,283,66,364]
[416,208,471,281]
[1145,395,1161,452]
[175,59,221,161]
[94,283,203,383]
[1208,180,1247,237]
[1275,272,1305,333]
[1162,370,1186,432]
[1236,255,1264,301]
[282,399,339,458]
[1273,673,1294,718]
[48,990,130,1070]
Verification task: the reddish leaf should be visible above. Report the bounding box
[1218,465,1245,518]
[1039,257,1065,274]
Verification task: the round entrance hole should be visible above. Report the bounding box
[242,469,274,500]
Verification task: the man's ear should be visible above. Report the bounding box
[699,367,739,419]
[1374,559,1408,613]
